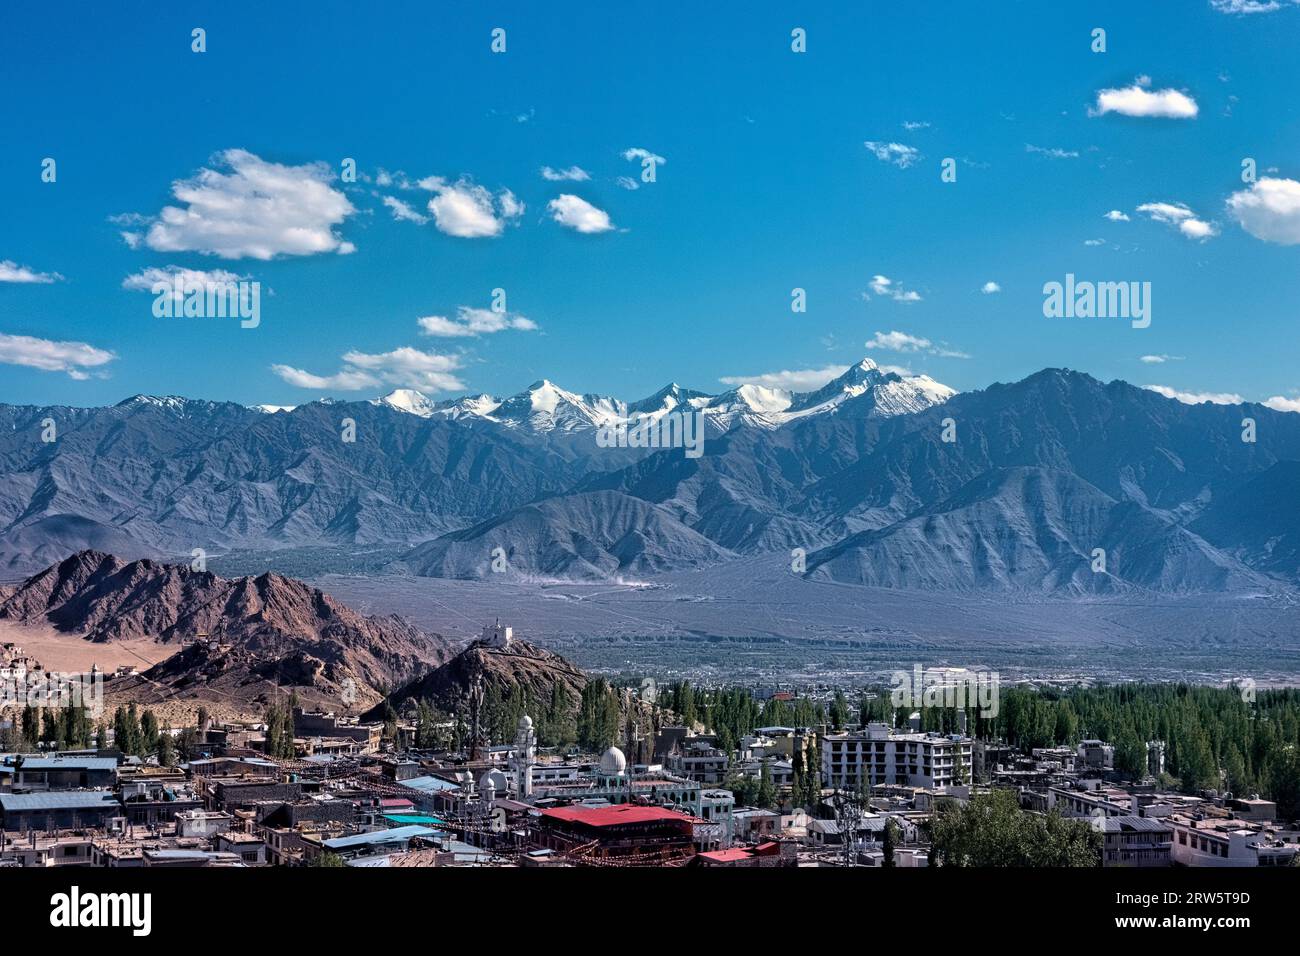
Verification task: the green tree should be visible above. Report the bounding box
[882,818,899,867]
[756,760,776,809]
[929,790,1100,867]
[577,679,619,752]
[157,730,176,768]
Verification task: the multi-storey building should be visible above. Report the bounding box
[665,740,729,785]
[821,723,973,790]
[1166,814,1299,867]
[1098,816,1173,867]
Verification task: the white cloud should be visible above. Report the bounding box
[1104,210,1131,221]
[864,141,920,169]
[418,306,537,337]
[122,265,248,303]
[547,194,615,233]
[419,176,523,238]
[866,330,930,352]
[1139,354,1184,364]
[1263,395,1300,412]
[1092,82,1198,119]
[1137,201,1218,240]
[541,165,590,182]
[863,330,969,359]
[0,332,115,379]
[1025,144,1079,159]
[141,149,356,259]
[865,275,922,303]
[622,147,666,166]
[1144,384,1244,405]
[270,365,381,391]
[381,195,429,225]
[0,260,63,284]
[1211,0,1297,13]
[273,346,465,393]
[980,281,1001,294]
[719,365,850,392]
[615,176,639,191]
[1226,177,1300,245]
[1083,238,1106,246]
[902,120,931,131]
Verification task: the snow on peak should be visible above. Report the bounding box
[374,388,438,417]
[361,356,953,432]
[493,380,626,431]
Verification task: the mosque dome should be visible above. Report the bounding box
[599,746,627,775]
[479,768,509,793]
[518,715,533,731]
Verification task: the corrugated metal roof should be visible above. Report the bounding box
[541,804,693,827]
[399,775,461,793]
[1101,815,1171,833]
[0,791,121,811]
[322,825,438,850]
[7,757,117,772]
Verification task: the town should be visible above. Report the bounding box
[2,623,1296,870]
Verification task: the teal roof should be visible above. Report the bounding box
[322,825,438,851]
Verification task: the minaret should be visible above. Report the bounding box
[511,715,536,798]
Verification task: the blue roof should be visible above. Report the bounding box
[0,791,121,811]
[399,775,461,794]
[146,849,231,860]
[322,825,438,851]
[7,757,117,772]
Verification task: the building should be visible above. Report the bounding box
[533,803,696,865]
[736,758,794,790]
[481,621,513,648]
[1099,816,1173,867]
[0,791,123,832]
[1146,740,1166,778]
[822,723,973,790]
[175,809,234,839]
[1,755,118,791]
[1226,797,1276,823]
[214,831,268,865]
[1167,814,1299,867]
[318,824,442,862]
[696,840,796,868]
[291,709,383,753]
[0,834,94,867]
[1077,740,1115,771]
[665,740,729,785]
[529,746,708,816]
[1048,785,1132,819]
[119,779,203,825]
[696,789,735,849]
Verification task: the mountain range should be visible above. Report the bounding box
[2,359,1299,594]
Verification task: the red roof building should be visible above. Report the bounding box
[535,803,697,866]
[696,840,794,867]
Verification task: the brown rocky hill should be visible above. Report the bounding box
[0,550,450,709]
[372,634,588,719]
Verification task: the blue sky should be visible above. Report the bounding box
[2,0,1299,410]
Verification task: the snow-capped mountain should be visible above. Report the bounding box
[490,380,627,432]
[7,367,1300,593]
[785,359,956,419]
[360,358,955,433]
